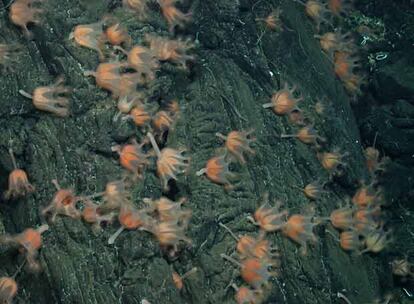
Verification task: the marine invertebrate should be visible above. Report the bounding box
[334,51,360,82]
[4,148,35,200]
[144,197,190,223]
[41,179,82,222]
[129,105,152,128]
[256,8,283,31]
[294,0,330,31]
[248,194,288,233]
[354,205,381,235]
[172,267,197,290]
[339,230,361,251]
[196,155,236,190]
[0,224,49,272]
[69,21,106,60]
[19,77,72,117]
[263,83,302,116]
[237,235,279,262]
[84,61,140,99]
[148,220,192,250]
[221,254,277,289]
[282,207,318,254]
[281,126,325,146]
[9,0,43,38]
[146,34,194,69]
[115,45,160,83]
[317,149,348,175]
[361,228,391,254]
[329,206,354,230]
[296,180,327,200]
[0,277,18,303]
[232,284,263,304]
[108,203,153,244]
[314,31,354,56]
[157,0,192,32]
[364,146,388,175]
[105,22,131,47]
[352,183,380,208]
[87,180,131,215]
[216,130,256,164]
[152,110,175,139]
[147,132,190,190]
[112,140,150,179]
[327,0,353,17]
[82,199,115,231]
[391,258,414,278]
[123,0,150,20]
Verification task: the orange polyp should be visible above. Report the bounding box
[282,212,317,254]
[252,199,288,232]
[147,132,190,190]
[263,83,302,116]
[130,105,151,127]
[85,61,140,99]
[145,197,190,223]
[123,0,150,19]
[216,130,256,164]
[156,148,190,190]
[352,185,378,208]
[257,9,282,31]
[116,141,149,179]
[158,0,192,32]
[82,200,114,230]
[236,235,257,257]
[328,0,352,17]
[17,228,42,251]
[146,34,194,69]
[334,51,359,82]
[70,21,106,60]
[106,23,131,46]
[234,285,256,304]
[315,31,354,56]
[0,277,18,303]
[302,181,325,200]
[119,206,146,230]
[354,206,381,235]
[317,150,347,174]
[339,230,361,251]
[304,0,330,30]
[15,224,48,272]
[151,221,191,248]
[240,258,275,289]
[152,110,174,138]
[41,180,82,222]
[172,267,197,290]
[108,204,152,244]
[19,77,72,117]
[281,126,325,145]
[196,155,235,189]
[9,0,43,38]
[4,147,35,200]
[5,169,34,199]
[330,207,354,230]
[125,46,159,83]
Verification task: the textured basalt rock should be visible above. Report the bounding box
[0,0,401,303]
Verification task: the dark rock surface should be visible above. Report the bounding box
[0,0,410,303]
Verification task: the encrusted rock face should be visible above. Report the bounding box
[0,0,404,303]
